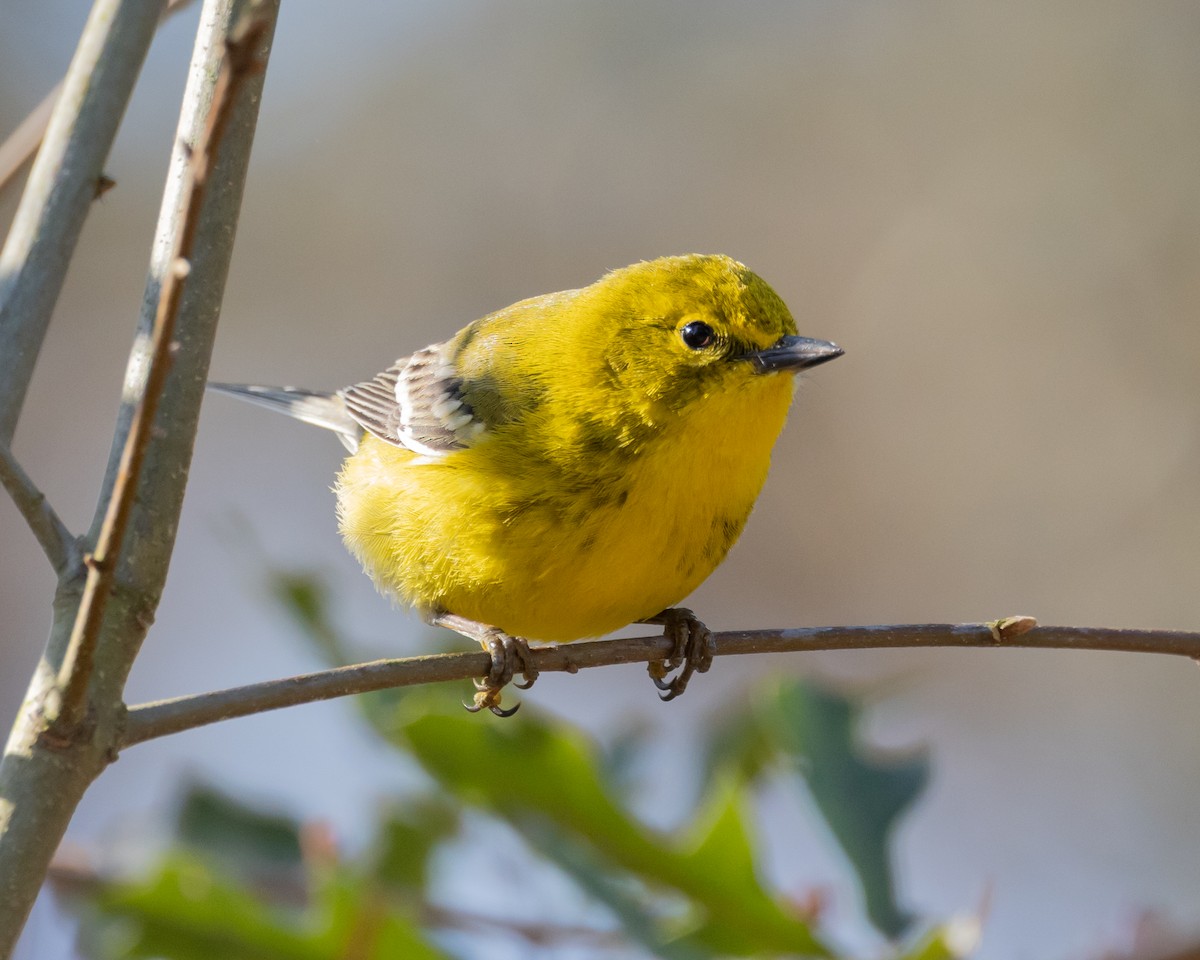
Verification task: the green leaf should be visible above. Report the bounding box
[74,853,452,960]
[266,568,418,723]
[310,872,452,960]
[701,703,776,788]
[769,682,928,940]
[175,783,303,876]
[387,693,829,957]
[518,820,711,960]
[263,570,924,953]
[80,855,325,960]
[368,798,460,893]
[267,570,351,665]
[889,921,980,960]
[597,717,654,802]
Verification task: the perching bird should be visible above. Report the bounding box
[210,254,842,714]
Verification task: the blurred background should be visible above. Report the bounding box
[3,1,1200,956]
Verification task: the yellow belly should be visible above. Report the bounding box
[335,377,794,641]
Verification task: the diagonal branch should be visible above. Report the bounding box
[53,11,272,734]
[0,0,168,446]
[120,619,1200,748]
[0,85,61,198]
[0,3,280,952]
[0,0,199,196]
[0,439,78,574]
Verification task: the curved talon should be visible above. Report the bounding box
[641,608,714,702]
[463,693,521,717]
[427,611,538,718]
[472,629,537,717]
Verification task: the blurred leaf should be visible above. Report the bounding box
[268,569,421,725]
[674,779,803,956]
[310,872,452,960]
[889,921,979,960]
[771,682,928,940]
[519,820,711,960]
[702,704,776,787]
[681,777,758,890]
[75,853,451,960]
[598,717,654,802]
[368,798,460,893]
[176,783,303,875]
[385,691,830,957]
[263,570,928,953]
[79,855,325,960]
[268,570,352,665]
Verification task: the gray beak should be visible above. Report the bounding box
[749,336,844,373]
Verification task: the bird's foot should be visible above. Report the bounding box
[468,630,539,717]
[642,607,714,701]
[428,612,538,717]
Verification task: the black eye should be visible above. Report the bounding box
[680,321,716,349]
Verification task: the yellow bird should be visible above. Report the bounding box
[211,254,841,714]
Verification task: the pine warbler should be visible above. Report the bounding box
[212,254,841,714]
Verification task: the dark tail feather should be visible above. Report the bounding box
[207,383,361,452]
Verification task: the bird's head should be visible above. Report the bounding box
[570,254,841,420]
[451,254,841,465]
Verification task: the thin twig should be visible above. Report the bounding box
[0,84,61,196]
[0,0,168,446]
[54,13,270,734]
[0,440,78,574]
[419,903,625,948]
[0,0,199,195]
[120,620,1200,748]
[0,3,279,952]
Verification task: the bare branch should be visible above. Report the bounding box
[0,2,280,950]
[0,0,168,445]
[120,620,1200,748]
[53,11,271,735]
[419,904,625,949]
[0,0,200,196]
[0,440,78,574]
[0,84,61,197]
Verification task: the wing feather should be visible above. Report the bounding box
[340,341,487,457]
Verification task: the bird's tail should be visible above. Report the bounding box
[207,383,361,452]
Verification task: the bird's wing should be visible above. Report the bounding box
[340,340,487,457]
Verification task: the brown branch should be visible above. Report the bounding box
[0,4,280,951]
[0,439,78,574]
[0,0,168,447]
[120,619,1200,748]
[419,903,625,948]
[0,0,199,196]
[53,13,270,735]
[0,83,61,196]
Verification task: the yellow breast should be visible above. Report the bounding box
[335,373,795,642]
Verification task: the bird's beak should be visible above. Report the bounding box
[748,336,843,374]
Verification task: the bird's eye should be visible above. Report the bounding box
[680,321,716,349]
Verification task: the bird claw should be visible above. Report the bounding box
[428,612,540,718]
[643,607,714,701]
[464,690,520,718]
[466,630,538,718]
